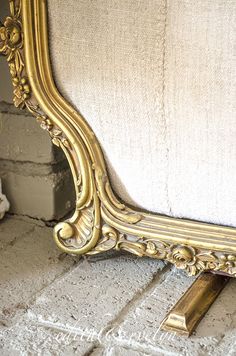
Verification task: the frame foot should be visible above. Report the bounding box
[161,272,230,336]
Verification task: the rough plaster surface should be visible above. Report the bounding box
[1,216,236,355]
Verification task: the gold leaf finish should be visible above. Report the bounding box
[0,1,27,108]
[2,0,236,277]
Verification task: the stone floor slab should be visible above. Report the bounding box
[0,221,77,327]
[25,254,165,338]
[0,318,95,356]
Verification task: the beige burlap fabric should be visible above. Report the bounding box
[48,0,236,227]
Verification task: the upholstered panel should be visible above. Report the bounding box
[47,0,236,227]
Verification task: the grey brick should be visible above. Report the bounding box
[0,102,64,164]
[1,168,75,220]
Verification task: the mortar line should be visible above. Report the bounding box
[0,224,36,251]
[0,157,66,166]
[0,101,32,117]
[6,212,72,226]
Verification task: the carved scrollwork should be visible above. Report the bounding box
[54,204,96,250]
[94,167,142,225]
[89,227,236,276]
[36,113,102,254]
[0,0,101,255]
[2,0,236,277]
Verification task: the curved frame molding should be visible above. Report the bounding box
[1,0,236,276]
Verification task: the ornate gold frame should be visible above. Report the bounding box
[1,0,236,277]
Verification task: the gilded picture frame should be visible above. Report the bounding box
[1,0,236,277]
